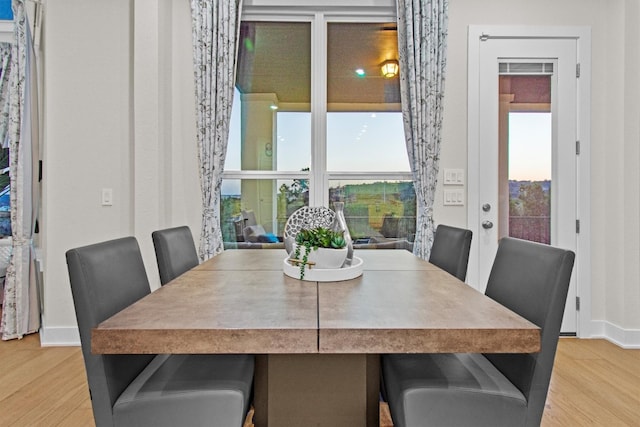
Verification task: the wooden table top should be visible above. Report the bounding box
[356,249,441,271]
[92,269,318,354]
[318,270,539,353]
[92,249,540,355]
[191,249,441,271]
[193,249,288,271]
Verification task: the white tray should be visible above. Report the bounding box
[283,256,363,282]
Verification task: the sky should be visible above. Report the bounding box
[225,92,409,173]
[508,112,552,181]
[222,93,552,195]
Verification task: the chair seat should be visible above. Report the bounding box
[382,353,526,427]
[114,354,255,427]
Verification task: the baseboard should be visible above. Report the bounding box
[39,325,80,347]
[590,320,640,349]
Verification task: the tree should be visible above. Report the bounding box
[517,182,549,217]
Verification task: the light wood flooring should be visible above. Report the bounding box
[0,335,638,426]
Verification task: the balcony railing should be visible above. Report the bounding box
[509,216,550,244]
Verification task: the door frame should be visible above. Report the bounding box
[467,26,592,338]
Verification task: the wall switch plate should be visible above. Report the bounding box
[443,168,464,185]
[443,189,464,206]
[101,188,113,206]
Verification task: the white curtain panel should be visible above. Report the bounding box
[396,0,448,260]
[190,0,242,260]
[1,0,40,340]
[0,42,11,148]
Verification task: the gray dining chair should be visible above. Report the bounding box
[66,237,254,427]
[428,224,473,281]
[382,237,575,427]
[152,225,199,285]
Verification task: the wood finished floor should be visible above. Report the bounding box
[0,335,638,426]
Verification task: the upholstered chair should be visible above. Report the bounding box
[428,224,473,281]
[383,237,575,427]
[152,225,199,285]
[66,237,254,427]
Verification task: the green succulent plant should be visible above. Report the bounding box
[291,226,346,279]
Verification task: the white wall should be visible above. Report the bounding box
[41,0,201,344]
[42,0,134,343]
[40,0,640,346]
[621,0,640,337]
[441,0,640,341]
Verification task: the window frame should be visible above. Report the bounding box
[228,5,413,209]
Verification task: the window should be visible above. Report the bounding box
[222,8,414,249]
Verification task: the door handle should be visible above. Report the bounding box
[482,220,494,229]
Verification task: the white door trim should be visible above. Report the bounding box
[467,25,591,338]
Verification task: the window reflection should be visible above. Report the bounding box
[221,179,308,248]
[329,180,415,250]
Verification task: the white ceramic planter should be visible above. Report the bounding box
[283,256,364,282]
[292,245,348,269]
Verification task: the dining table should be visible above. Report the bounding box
[91,249,540,427]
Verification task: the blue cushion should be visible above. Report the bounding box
[0,0,12,20]
[258,232,279,243]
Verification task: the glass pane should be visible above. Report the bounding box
[221,179,309,247]
[326,22,408,172]
[329,180,415,250]
[327,112,409,171]
[508,112,551,244]
[499,74,551,244]
[225,88,242,170]
[228,92,312,171]
[277,112,311,171]
[227,22,311,172]
[327,22,400,106]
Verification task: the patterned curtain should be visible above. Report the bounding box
[0,43,11,147]
[396,0,448,260]
[2,0,40,340]
[190,0,242,260]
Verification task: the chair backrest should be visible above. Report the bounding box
[66,237,155,426]
[483,237,575,427]
[152,225,199,285]
[428,224,473,280]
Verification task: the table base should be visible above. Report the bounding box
[254,354,380,427]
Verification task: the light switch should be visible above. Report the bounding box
[443,189,464,206]
[443,168,464,185]
[101,188,113,206]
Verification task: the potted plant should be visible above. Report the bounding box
[290,226,347,279]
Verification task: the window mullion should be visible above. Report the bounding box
[310,12,327,207]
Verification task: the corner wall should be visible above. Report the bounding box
[40,0,201,344]
[40,0,640,347]
[41,0,134,343]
